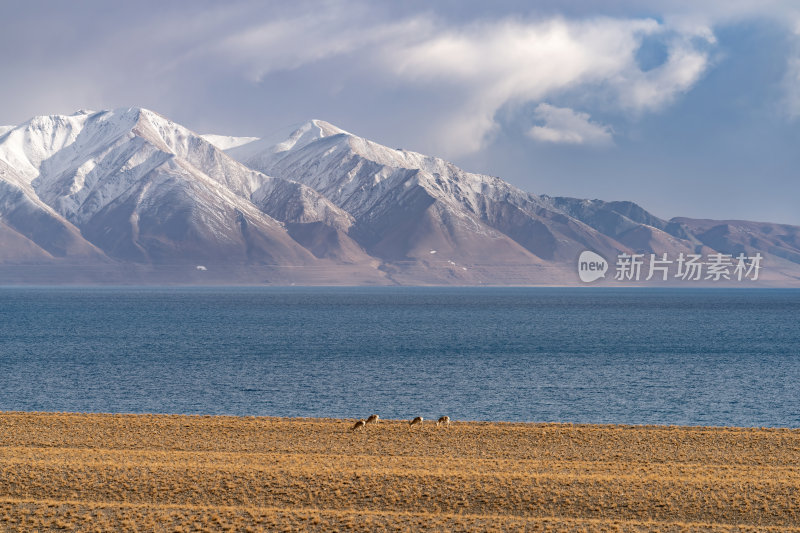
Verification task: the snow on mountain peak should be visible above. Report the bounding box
[0,107,274,229]
[201,134,260,151]
[0,110,126,181]
[271,119,349,155]
[0,108,197,183]
[221,114,534,220]
[308,119,349,137]
[218,118,345,170]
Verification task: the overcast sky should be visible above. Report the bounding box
[1,1,799,224]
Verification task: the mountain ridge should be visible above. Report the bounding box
[0,107,797,285]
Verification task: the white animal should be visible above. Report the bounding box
[437,416,450,427]
[365,414,379,425]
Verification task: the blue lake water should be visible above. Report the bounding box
[0,287,798,427]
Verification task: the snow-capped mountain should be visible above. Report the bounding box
[0,107,798,284]
[226,120,618,282]
[0,108,380,283]
[224,119,800,284]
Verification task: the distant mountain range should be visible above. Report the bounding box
[0,107,797,285]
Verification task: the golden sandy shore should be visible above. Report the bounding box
[1,412,799,532]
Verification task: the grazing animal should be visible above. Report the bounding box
[437,416,450,427]
[350,419,366,432]
[365,414,380,425]
[409,416,423,430]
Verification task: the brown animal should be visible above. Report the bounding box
[437,416,450,427]
[409,416,423,430]
[365,414,379,425]
[350,419,366,431]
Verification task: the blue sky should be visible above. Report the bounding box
[1,0,798,223]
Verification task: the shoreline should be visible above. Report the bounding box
[2,410,798,430]
[2,411,799,531]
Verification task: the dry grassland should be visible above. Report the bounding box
[1,412,799,531]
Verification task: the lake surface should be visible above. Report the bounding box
[0,287,798,427]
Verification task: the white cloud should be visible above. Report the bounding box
[528,103,613,145]
[68,2,719,155]
[377,17,712,154]
[212,9,432,82]
[617,35,710,113]
[194,11,682,154]
[187,1,800,148]
[10,1,800,156]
